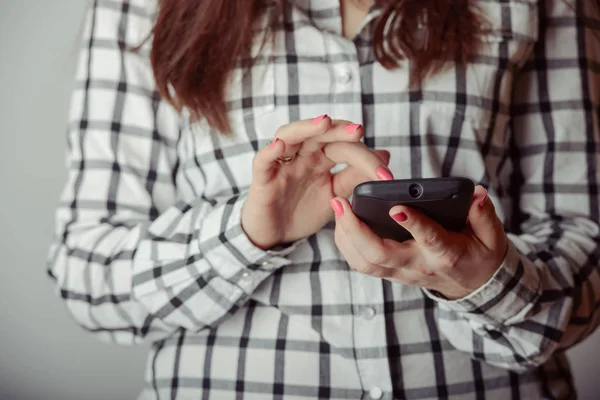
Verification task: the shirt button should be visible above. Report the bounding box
[261,260,275,269]
[362,307,376,320]
[369,387,383,399]
[337,69,352,84]
[240,272,253,283]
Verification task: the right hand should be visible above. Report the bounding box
[241,115,394,250]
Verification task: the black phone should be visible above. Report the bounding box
[351,177,475,242]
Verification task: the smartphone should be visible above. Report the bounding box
[351,177,475,242]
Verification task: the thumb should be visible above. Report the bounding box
[467,186,505,250]
[332,150,391,198]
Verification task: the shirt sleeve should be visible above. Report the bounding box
[46,0,298,345]
[423,0,600,371]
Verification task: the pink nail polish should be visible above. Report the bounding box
[329,199,344,217]
[345,123,361,133]
[479,192,488,208]
[269,138,279,149]
[392,212,408,223]
[312,114,327,124]
[376,166,394,181]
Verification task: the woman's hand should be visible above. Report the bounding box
[330,185,509,299]
[242,115,393,250]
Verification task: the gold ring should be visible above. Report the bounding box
[276,155,295,165]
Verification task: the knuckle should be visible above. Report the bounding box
[366,247,390,267]
[437,248,461,271]
[414,261,434,276]
[337,219,350,236]
[422,231,441,248]
[353,262,371,275]
[363,265,388,278]
[274,125,286,138]
[334,226,346,244]
[422,267,435,277]
[251,154,262,170]
[401,274,419,286]
[370,254,390,268]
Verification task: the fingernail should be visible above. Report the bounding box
[478,191,488,208]
[392,212,408,223]
[329,199,344,217]
[312,114,327,124]
[269,138,279,149]
[345,123,361,133]
[376,166,394,181]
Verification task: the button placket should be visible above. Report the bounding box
[327,38,363,123]
[323,31,392,399]
[350,275,392,398]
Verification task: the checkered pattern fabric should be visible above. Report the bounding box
[47,0,600,398]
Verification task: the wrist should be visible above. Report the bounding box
[434,239,510,300]
[245,232,278,251]
[240,204,281,251]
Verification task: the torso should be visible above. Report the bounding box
[142,1,575,398]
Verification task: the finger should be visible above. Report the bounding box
[251,138,287,185]
[274,115,361,155]
[332,150,390,197]
[275,116,363,158]
[274,115,336,144]
[334,213,427,284]
[299,120,365,154]
[271,115,333,158]
[324,142,394,182]
[374,149,391,164]
[467,186,506,250]
[332,197,413,268]
[388,205,452,256]
[334,222,397,279]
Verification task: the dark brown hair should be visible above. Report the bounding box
[150,0,483,134]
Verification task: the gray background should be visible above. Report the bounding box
[0,1,598,399]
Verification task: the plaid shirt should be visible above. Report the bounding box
[47,0,600,399]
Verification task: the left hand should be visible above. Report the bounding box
[330,185,509,299]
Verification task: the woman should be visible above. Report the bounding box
[47,0,600,398]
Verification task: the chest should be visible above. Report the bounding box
[176,0,539,200]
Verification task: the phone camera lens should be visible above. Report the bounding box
[408,183,423,199]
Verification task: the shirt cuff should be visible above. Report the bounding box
[422,240,542,326]
[197,194,303,294]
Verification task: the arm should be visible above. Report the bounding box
[426,0,600,371]
[46,0,295,345]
